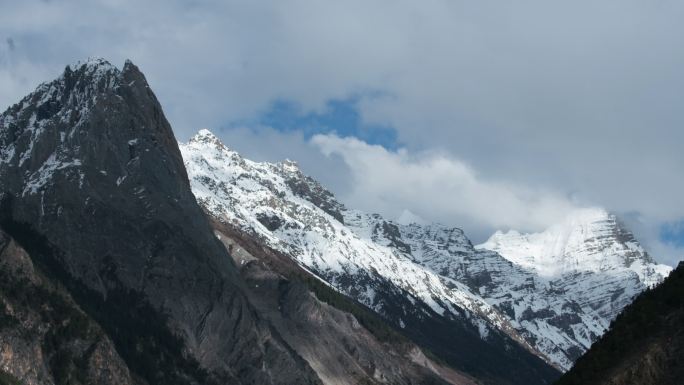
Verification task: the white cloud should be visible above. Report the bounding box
[312,134,578,236]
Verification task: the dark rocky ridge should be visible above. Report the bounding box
[0,59,320,384]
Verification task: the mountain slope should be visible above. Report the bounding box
[210,218,473,385]
[181,130,562,385]
[180,129,671,377]
[556,261,684,385]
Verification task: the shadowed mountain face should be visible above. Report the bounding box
[0,59,463,385]
[556,262,684,385]
[0,58,320,384]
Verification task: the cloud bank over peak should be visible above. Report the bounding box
[312,134,579,235]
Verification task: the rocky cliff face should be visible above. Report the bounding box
[0,58,322,385]
[180,129,671,377]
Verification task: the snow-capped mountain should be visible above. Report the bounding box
[478,208,671,288]
[180,129,670,372]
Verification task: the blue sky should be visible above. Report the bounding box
[661,221,684,249]
[246,97,400,150]
[0,0,683,264]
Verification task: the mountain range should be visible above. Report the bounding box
[0,58,675,385]
[180,128,671,374]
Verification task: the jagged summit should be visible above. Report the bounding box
[189,128,230,151]
[478,207,671,286]
[191,128,220,142]
[63,57,141,77]
[0,57,187,197]
[1,58,144,131]
[185,128,346,221]
[189,129,303,172]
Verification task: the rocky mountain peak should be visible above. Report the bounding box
[189,128,227,149]
[183,129,346,223]
[1,58,189,199]
[0,60,324,384]
[64,57,119,86]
